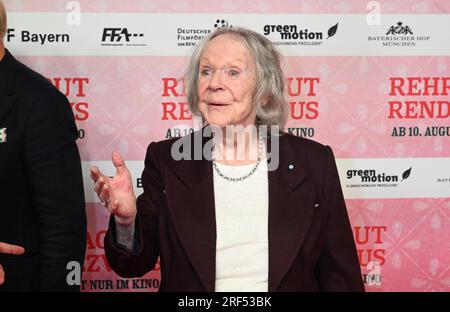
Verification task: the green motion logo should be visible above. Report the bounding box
[346,167,412,187]
[263,23,339,46]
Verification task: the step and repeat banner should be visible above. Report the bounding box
[4,0,449,292]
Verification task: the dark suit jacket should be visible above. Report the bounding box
[105,128,364,292]
[0,50,86,291]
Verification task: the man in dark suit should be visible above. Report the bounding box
[0,1,86,291]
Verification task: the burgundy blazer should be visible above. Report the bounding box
[104,129,365,292]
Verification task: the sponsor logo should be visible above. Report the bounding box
[6,28,70,45]
[176,19,232,47]
[262,22,339,47]
[346,167,412,188]
[386,21,413,35]
[368,21,430,47]
[101,28,147,47]
[213,19,231,29]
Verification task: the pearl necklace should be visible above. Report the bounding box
[212,134,264,182]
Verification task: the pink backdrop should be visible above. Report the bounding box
[4,0,449,292]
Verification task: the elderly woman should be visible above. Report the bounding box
[91,27,364,292]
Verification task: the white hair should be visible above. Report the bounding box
[0,1,6,40]
[184,27,288,129]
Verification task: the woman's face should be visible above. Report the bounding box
[197,34,258,128]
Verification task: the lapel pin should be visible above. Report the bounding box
[0,128,7,143]
[288,164,294,170]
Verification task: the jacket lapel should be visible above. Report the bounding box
[267,134,318,291]
[0,50,18,124]
[0,96,15,124]
[168,129,217,292]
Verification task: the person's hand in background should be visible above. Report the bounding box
[0,242,25,285]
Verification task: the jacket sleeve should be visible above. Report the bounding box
[25,90,86,292]
[104,142,162,278]
[316,146,365,291]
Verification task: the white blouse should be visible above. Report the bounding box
[213,159,269,292]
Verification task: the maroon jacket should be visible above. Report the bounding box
[104,129,365,292]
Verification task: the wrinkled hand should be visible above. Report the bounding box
[0,242,25,285]
[90,152,137,226]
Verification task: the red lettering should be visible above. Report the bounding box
[389,100,450,119]
[72,78,89,97]
[100,254,112,272]
[83,254,113,273]
[162,78,185,97]
[287,77,320,97]
[86,231,96,249]
[49,77,89,97]
[357,249,385,267]
[179,102,192,120]
[290,101,319,120]
[423,77,441,96]
[389,77,450,96]
[96,230,106,249]
[354,226,370,244]
[161,102,177,120]
[71,102,89,121]
[407,77,422,96]
[371,226,387,244]
[389,77,405,96]
[85,230,106,249]
[354,226,386,244]
[161,102,192,120]
[357,249,373,267]
[84,254,101,272]
[443,77,450,95]
[373,249,386,265]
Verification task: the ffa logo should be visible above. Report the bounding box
[0,128,7,143]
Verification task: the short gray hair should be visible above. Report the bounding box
[0,1,6,40]
[184,27,288,129]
